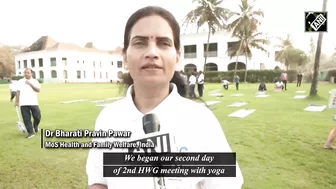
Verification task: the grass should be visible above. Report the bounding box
[0,82,335,189]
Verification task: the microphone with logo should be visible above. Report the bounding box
[142,113,166,189]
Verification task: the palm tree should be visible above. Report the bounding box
[302,37,316,73]
[332,47,336,61]
[227,0,264,34]
[183,0,230,72]
[272,34,309,72]
[275,34,294,49]
[228,26,269,82]
[310,0,328,96]
[309,37,316,58]
[274,34,294,70]
[278,48,309,71]
[226,0,264,80]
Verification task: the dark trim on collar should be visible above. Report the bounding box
[125,83,179,119]
[126,83,177,99]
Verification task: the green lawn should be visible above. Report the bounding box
[0,82,335,189]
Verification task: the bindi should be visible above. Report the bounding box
[150,36,154,39]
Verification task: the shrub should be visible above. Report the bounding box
[204,70,298,83]
[11,75,24,80]
[0,79,9,84]
[325,69,336,82]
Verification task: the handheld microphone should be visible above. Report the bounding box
[142,113,166,189]
[143,114,161,134]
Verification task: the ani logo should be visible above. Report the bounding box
[179,146,188,152]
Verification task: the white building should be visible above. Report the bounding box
[178,30,285,73]
[15,32,286,83]
[15,36,126,83]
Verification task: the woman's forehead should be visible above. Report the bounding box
[129,15,174,39]
[130,35,173,41]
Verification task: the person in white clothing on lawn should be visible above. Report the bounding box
[275,80,284,91]
[8,79,18,102]
[188,72,197,98]
[86,6,244,189]
[15,68,42,138]
[196,71,204,97]
[222,79,230,90]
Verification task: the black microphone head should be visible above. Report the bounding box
[143,113,160,134]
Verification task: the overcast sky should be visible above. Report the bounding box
[0,0,335,54]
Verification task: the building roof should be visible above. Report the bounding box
[22,36,122,55]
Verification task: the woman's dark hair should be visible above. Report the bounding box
[119,6,187,97]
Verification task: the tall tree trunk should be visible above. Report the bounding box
[285,59,289,71]
[233,40,243,82]
[244,51,248,82]
[203,24,211,72]
[309,0,328,96]
[0,62,5,78]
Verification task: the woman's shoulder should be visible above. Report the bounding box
[94,98,131,129]
[97,98,128,117]
[176,97,221,134]
[177,97,214,116]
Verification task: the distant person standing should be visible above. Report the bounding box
[180,70,188,83]
[297,72,303,87]
[280,72,288,90]
[197,71,204,97]
[235,75,240,90]
[15,68,42,138]
[8,79,18,102]
[188,71,197,98]
[179,71,188,97]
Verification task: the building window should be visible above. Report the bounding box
[93,72,96,79]
[77,70,81,79]
[100,72,102,78]
[18,61,21,69]
[100,61,102,67]
[39,70,44,79]
[38,58,43,67]
[84,71,86,78]
[31,59,35,67]
[63,70,68,79]
[275,51,282,61]
[93,61,95,67]
[23,60,27,68]
[32,71,36,78]
[50,57,57,67]
[51,70,57,78]
[227,41,243,56]
[260,63,265,70]
[184,45,197,58]
[117,61,123,68]
[111,61,113,66]
[62,58,67,66]
[203,43,218,57]
[106,72,108,78]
